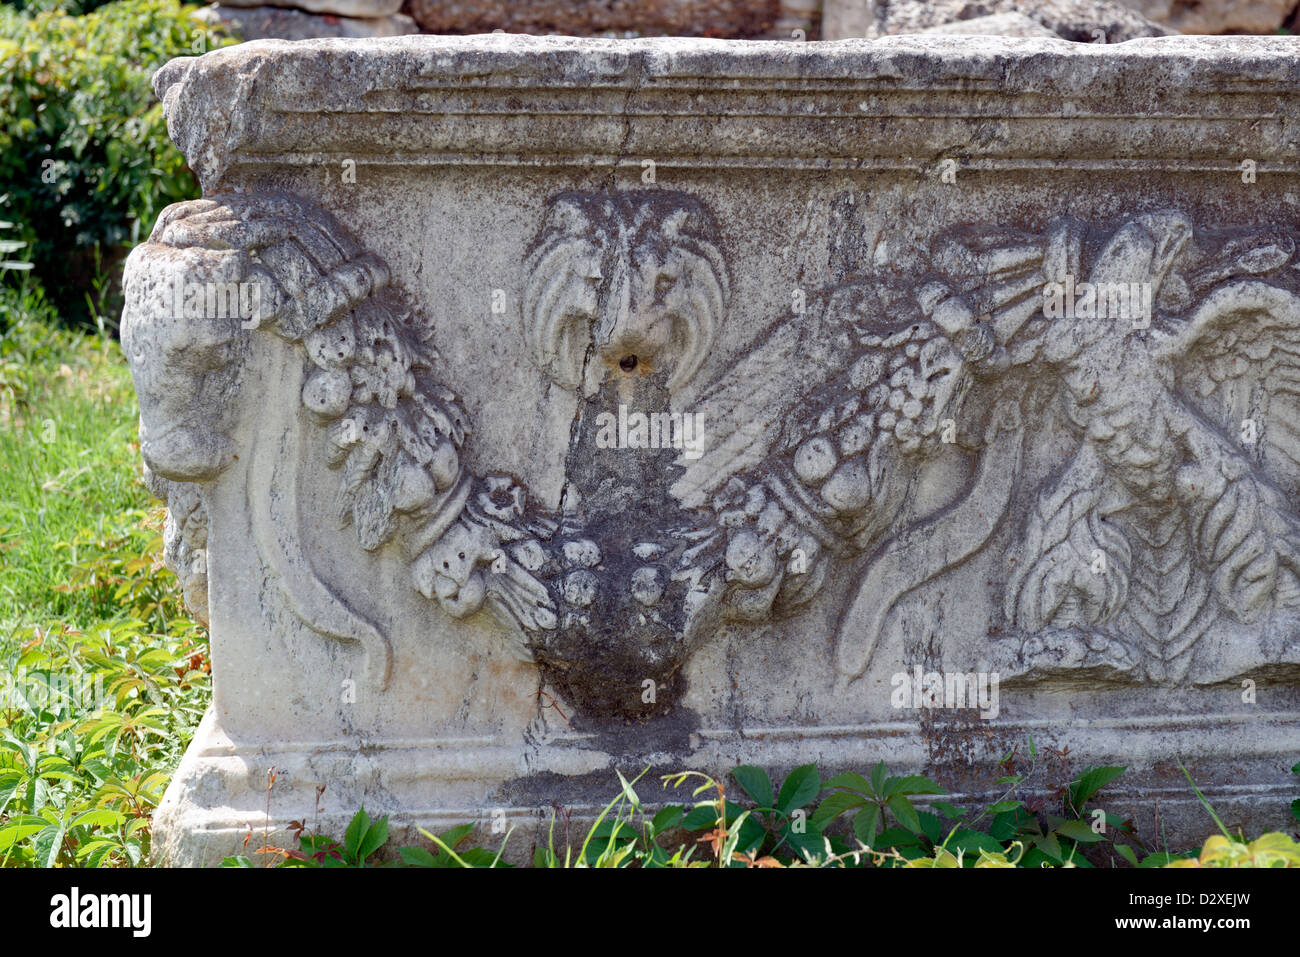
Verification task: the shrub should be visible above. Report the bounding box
[0,0,234,328]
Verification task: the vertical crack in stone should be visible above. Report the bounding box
[603,50,648,195]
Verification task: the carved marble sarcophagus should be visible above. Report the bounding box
[123,34,1300,864]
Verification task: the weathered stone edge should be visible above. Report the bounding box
[152,35,1300,189]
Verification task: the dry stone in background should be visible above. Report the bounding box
[1122,0,1298,34]
[215,0,404,16]
[403,0,783,36]
[915,11,1059,35]
[197,4,418,39]
[822,0,1172,41]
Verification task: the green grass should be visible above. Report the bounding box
[0,285,148,628]
[0,282,210,866]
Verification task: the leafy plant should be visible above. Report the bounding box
[1292,760,1300,825]
[213,751,1300,870]
[223,807,515,869]
[0,310,210,867]
[0,197,32,274]
[225,807,401,869]
[0,0,234,327]
[534,768,703,868]
[1167,832,1300,868]
[1158,760,1300,868]
[810,760,954,862]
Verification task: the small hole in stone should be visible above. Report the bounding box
[619,354,638,372]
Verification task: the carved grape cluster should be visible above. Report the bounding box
[786,319,958,470]
[685,316,969,625]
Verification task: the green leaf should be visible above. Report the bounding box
[35,818,69,868]
[399,846,442,868]
[437,824,476,850]
[1034,831,1063,862]
[782,819,826,862]
[810,790,867,829]
[873,826,922,851]
[916,811,944,844]
[1291,798,1300,824]
[734,815,766,858]
[730,765,774,810]
[1114,844,1139,866]
[682,805,718,830]
[356,814,389,863]
[221,856,256,868]
[890,775,946,796]
[869,761,887,798]
[651,805,684,832]
[1056,819,1106,844]
[852,805,882,843]
[343,807,370,862]
[82,841,120,869]
[823,772,872,795]
[945,830,1006,857]
[1069,765,1127,809]
[71,808,124,829]
[0,818,47,851]
[886,794,920,833]
[460,847,512,868]
[776,763,820,815]
[987,800,1023,814]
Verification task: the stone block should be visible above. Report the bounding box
[125,34,1300,864]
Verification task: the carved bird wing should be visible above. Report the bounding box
[1160,271,1300,624]
[669,284,891,510]
[1165,266,1300,499]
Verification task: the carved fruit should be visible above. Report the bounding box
[726,529,777,587]
[390,461,435,512]
[563,569,599,607]
[302,368,353,418]
[631,566,664,606]
[793,435,838,486]
[428,440,459,491]
[821,457,873,515]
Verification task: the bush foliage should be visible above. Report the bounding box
[0,0,231,327]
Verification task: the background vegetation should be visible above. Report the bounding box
[0,0,230,329]
[0,285,210,866]
[0,0,217,865]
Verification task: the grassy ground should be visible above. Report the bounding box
[0,283,209,866]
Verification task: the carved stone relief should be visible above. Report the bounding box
[123,187,1300,724]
